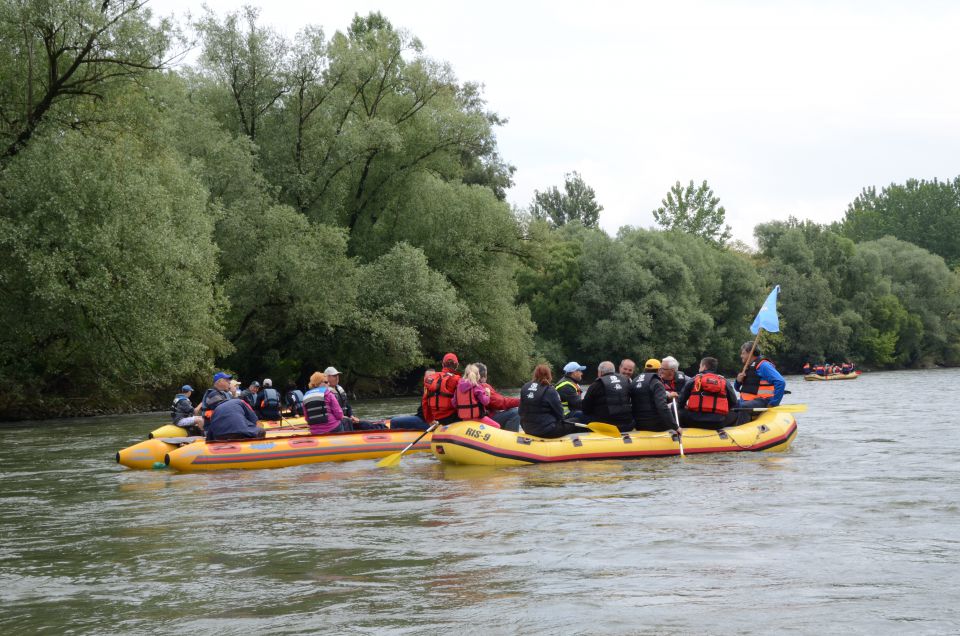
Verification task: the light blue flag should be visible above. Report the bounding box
[750,285,780,334]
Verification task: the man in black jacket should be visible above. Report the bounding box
[581,361,634,432]
[631,359,674,431]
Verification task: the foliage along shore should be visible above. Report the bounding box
[1,3,959,420]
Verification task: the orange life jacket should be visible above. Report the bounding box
[455,384,486,420]
[425,371,457,419]
[687,372,729,415]
[739,359,776,401]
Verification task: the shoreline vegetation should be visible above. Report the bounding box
[2,4,959,421]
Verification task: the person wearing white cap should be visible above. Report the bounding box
[555,361,586,420]
[257,378,283,420]
[324,366,386,430]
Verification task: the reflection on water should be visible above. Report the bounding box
[2,370,960,633]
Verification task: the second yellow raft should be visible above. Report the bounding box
[431,411,798,466]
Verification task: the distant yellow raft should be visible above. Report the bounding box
[430,411,798,467]
[164,429,433,472]
[804,373,859,381]
[148,417,306,439]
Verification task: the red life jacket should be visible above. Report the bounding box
[425,371,457,419]
[687,372,729,415]
[455,384,486,420]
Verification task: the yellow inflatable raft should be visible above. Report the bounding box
[804,372,859,381]
[148,416,305,439]
[116,426,315,470]
[430,411,798,466]
[164,429,433,472]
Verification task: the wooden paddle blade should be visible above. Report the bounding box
[584,422,622,438]
[376,452,403,468]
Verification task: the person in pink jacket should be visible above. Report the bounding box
[451,364,501,428]
[302,371,345,434]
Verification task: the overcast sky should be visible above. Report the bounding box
[150,0,960,243]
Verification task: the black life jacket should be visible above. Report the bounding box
[599,373,632,417]
[739,358,776,401]
[302,388,329,424]
[170,394,193,424]
[519,381,550,418]
[687,372,730,415]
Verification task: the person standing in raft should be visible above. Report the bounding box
[451,364,501,428]
[476,362,521,431]
[581,361,635,433]
[631,359,674,432]
[555,361,586,420]
[324,367,386,430]
[519,364,582,438]
[735,341,786,425]
[678,357,739,430]
[423,353,462,426]
[205,397,266,441]
[302,372,345,434]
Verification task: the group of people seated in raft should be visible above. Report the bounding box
[169,341,786,442]
[802,361,856,376]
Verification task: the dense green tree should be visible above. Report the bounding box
[838,178,960,268]
[529,171,603,228]
[0,97,226,416]
[653,180,732,245]
[0,0,174,163]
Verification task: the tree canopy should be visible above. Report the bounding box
[652,179,732,245]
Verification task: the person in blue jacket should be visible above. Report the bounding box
[205,398,266,441]
[734,342,786,425]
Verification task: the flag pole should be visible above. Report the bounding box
[740,329,762,376]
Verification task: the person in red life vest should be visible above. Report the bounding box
[677,357,739,430]
[302,371,345,434]
[801,362,811,375]
[476,362,521,431]
[422,353,462,425]
[841,361,854,374]
[451,364,501,428]
[735,341,786,425]
[814,363,826,376]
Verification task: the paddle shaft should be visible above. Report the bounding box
[396,421,441,457]
[670,400,685,457]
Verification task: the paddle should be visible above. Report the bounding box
[733,403,807,413]
[571,421,623,438]
[669,400,685,457]
[377,421,440,468]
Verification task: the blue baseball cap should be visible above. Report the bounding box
[563,361,587,373]
[181,385,193,392]
[212,372,233,382]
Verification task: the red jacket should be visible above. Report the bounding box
[422,371,460,422]
[483,383,520,415]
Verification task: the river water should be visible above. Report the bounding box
[1,369,959,634]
